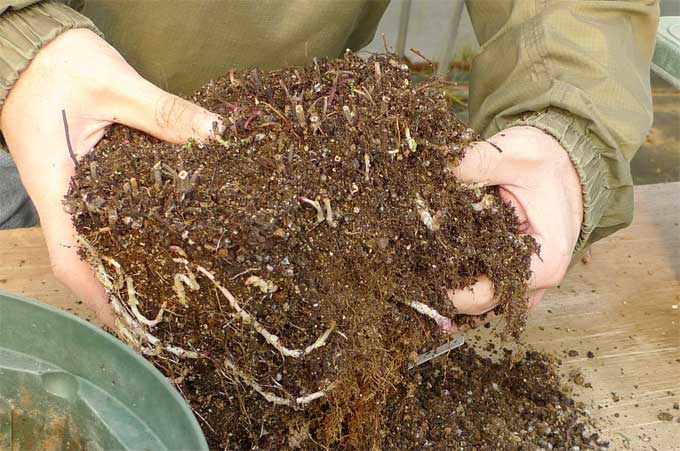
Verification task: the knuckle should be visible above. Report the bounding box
[452,295,496,316]
[155,95,189,129]
[543,263,568,287]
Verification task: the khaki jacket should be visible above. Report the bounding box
[0,0,659,250]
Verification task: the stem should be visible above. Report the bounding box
[342,105,354,125]
[295,104,307,128]
[61,109,78,167]
[130,177,139,199]
[89,161,99,182]
[152,162,163,188]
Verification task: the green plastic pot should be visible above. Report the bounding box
[0,291,207,450]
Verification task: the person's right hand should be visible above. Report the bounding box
[0,29,222,327]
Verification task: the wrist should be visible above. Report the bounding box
[508,109,609,251]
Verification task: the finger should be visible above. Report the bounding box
[441,320,461,336]
[111,75,224,144]
[24,153,112,327]
[498,184,570,291]
[447,140,509,186]
[446,275,498,315]
[97,305,116,329]
[42,217,108,311]
[497,185,529,226]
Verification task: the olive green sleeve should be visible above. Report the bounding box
[0,0,101,111]
[465,0,659,250]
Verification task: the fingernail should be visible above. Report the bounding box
[438,317,453,333]
[212,119,226,137]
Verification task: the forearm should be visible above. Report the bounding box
[466,0,659,250]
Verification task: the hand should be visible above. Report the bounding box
[447,126,583,314]
[0,29,222,326]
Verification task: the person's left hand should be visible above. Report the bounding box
[447,126,583,314]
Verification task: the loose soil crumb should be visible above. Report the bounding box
[384,346,608,450]
[657,412,674,421]
[65,53,601,449]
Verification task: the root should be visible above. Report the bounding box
[299,196,325,224]
[212,121,232,148]
[364,153,371,181]
[76,235,200,360]
[173,273,199,306]
[177,170,189,194]
[304,322,336,355]
[300,195,338,227]
[414,193,441,232]
[172,257,199,306]
[245,275,278,294]
[404,127,417,152]
[322,197,338,228]
[471,193,496,212]
[223,359,336,409]
[197,266,335,358]
[101,256,124,290]
[126,277,165,327]
[342,105,355,125]
[164,344,200,359]
[89,161,99,182]
[116,318,141,348]
[401,300,453,333]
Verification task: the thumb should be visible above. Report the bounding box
[110,75,224,144]
[448,140,505,186]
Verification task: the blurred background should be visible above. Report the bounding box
[365,0,680,185]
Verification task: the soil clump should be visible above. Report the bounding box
[65,52,579,449]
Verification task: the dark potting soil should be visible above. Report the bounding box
[384,345,608,451]
[66,52,599,449]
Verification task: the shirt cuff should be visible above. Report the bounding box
[510,108,611,251]
[0,1,102,111]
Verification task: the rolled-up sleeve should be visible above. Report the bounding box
[0,0,101,112]
[466,0,659,250]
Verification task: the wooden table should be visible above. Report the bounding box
[1,183,679,450]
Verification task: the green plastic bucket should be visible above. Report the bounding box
[0,291,207,450]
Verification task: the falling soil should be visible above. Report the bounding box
[64,52,599,449]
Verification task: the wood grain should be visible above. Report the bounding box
[523,182,680,451]
[0,228,95,322]
[1,182,678,449]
